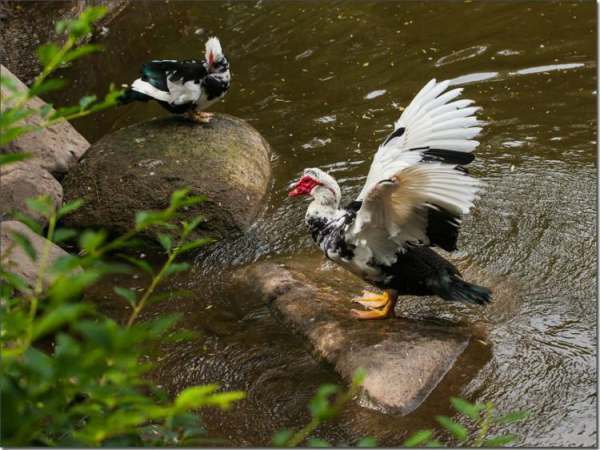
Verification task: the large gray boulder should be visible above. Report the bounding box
[62,114,271,244]
[234,257,475,415]
[0,65,90,176]
[0,161,63,226]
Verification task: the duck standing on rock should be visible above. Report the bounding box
[119,37,230,123]
[289,79,491,319]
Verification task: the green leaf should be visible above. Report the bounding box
[403,430,433,447]
[57,199,84,218]
[356,436,377,447]
[182,216,206,234]
[64,44,103,63]
[157,234,172,252]
[174,385,219,410]
[483,434,517,447]
[12,211,42,234]
[49,105,81,120]
[25,195,54,218]
[0,270,30,292]
[114,287,137,307]
[178,237,213,253]
[79,230,107,254]
[32,303,89,340]
[425,439,443,448]
[272,429,293,446]
[0,107,35,128]
[451,397,482,421]
[495,410,529,424]
[36,43,61,66]
[0,152,31,166]
[435,416,468,441]
[0,74,18,92]
[9,231,36,261]
[308,438,330,447]
[309,384,341,421]
[53,228,78,243]
[0,125,35,145]
[117,254,154,275]
[29,78,67,96]
[165,262,190,276]
[352,367,367,386]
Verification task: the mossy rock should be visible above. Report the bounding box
[62,114,271,247]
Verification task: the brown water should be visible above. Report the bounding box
[52,1,597,447]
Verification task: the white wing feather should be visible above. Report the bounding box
[356,79,483,200]
[347,79,485,264]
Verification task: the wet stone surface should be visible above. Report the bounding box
[235,260,471,415]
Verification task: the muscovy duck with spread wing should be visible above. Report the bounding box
[289,79,491,319]
[119,37,230,123]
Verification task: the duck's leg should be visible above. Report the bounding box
[351,290,398,320]
[184,111,214,124]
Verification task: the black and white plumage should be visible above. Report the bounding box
[119,37,230,122]
[289,79,491,319]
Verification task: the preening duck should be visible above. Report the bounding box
[289,79,491,319]
[119,37,230,123]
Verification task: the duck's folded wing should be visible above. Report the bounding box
[356,79,483,202]
[132,60,206,104]
[346,163,481,264]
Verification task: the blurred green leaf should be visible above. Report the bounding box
[53,228,78,243]
[114,287,137,307]
[29,79,67,96]
[25,196,54,218]
[9,231,36,261]
[32,303,89,340]
[272,429,293,446]
[57,199,84,219]
[178,237,213,253]
[356,436,377,447]
[37,43,61,66]
[483,434,517,447]
[435,416,468,441]
[117,254,154,276]
[165,262,190,276]
[64,45,103,63]
[157,234,172,252]
[11,211,42,234]
[0,152,31,166]
[403,430,433,447]
[308,438,330,447]
[0,125,35,146]
[174,385,219,410]
[79,230,107,254]
[451,397,482,421]
[496,410,529,424]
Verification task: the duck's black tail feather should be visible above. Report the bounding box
[118,87,151,105]
[437,274,492,306]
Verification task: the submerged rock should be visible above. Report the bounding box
[235,258,472,415]
[62,114,271,245]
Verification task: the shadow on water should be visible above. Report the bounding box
[56,1,596,447]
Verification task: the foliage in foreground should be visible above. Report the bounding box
[0,7,243,446]
[403,397,529,448]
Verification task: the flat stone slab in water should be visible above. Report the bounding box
[236,259,471,415]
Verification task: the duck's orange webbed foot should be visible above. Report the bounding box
[184,111,213,124]
[350,290,396,320]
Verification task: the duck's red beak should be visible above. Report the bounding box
[288,176,319,197]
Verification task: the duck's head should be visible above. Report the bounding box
[205,36,229,74]
[288,168,341,207]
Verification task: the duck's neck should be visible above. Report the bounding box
[305,189,340,240]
